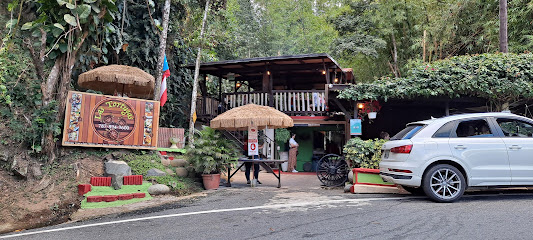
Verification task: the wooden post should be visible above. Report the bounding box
[269,72,274,107]
[322,59,330,84]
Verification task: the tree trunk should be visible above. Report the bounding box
[422,30,426,62]
[154,0,171,101]
[41,55,65,163]
[390,33,400,78]
[188,0,211,146]
[499,0,508,53]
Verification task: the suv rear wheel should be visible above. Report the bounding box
[422,164,466,203]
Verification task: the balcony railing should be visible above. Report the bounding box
[222,90,326,115]
[273,90,326,113]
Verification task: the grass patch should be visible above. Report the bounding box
[80,183,152,209]
[122,152,165,176]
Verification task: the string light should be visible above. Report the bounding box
[358,103,364,109]
[334,78,339,83]
[267,71,271,75]
[322,70,326,75]
[236,82,241,88]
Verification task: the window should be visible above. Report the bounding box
[433,122,456,138]
[455,119,493,138]
[391,124,425,140]
[496,118,533,137]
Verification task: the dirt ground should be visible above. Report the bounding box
[0,153,105,234]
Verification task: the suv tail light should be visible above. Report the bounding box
[390,145,412,154]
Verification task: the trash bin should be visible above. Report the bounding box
[311,156,320,172]
[303,162,312,172]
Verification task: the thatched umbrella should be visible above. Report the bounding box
[78,65,155,99]
[210,104,293,130]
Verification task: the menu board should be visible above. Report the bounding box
[62,91,159,149]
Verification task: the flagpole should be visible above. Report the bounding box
[154,0,171,101]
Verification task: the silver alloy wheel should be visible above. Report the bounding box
[429,168,462,200]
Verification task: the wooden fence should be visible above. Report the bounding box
[157,127,185,148]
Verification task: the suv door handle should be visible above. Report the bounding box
[454,145,467,150]
[509,145,522,150]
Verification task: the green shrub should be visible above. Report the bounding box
[275,128,291,143]
[339,53,533,111]
[185,126,239,174]
[343,138,387,169]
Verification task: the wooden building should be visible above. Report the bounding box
[187,53,355,171]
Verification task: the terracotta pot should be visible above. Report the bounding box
[202,174,221,190]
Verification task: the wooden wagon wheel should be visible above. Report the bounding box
[316,154,349,187]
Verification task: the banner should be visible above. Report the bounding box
[62,91,160,149]
[248,126,258,156]
[350,119,362,135]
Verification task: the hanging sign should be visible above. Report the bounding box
[62,91,160,149]
[350,119,362,135]
[248,126,258,156]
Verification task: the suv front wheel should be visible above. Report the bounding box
[422,164,466,203]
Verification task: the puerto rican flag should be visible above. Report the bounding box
[159,55,170,107]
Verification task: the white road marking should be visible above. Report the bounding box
[0,196,419,238]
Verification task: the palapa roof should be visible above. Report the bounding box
[78,65,155,99]
[210,104,294,130]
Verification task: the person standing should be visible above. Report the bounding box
[288,133,299,172]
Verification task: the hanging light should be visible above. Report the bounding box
[322,70,326,75]
[267,71,271,75]
[358,103,364,109]
[334,78,339,83]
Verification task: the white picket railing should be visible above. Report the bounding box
[224,92,269,109]
[223,90,326,113]
[273,90,326,112]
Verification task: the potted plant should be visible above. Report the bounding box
[275,128,291,171]
[358,100,381,119]
[343,138,394,187]
[185,126,239,190]
[169,136,179,149]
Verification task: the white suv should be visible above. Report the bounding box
[380,112,533,202]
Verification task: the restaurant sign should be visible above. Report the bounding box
[62,91,160,149]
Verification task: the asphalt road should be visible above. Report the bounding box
[4,185,533,240]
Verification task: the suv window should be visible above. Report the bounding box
[496,118,533,137]
[455,119,493,138]
[433,122,455,138]
[391,124,425,140]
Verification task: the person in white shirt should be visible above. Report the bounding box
[288,133,299,172]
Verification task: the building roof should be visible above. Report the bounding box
[185,53,348,89]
